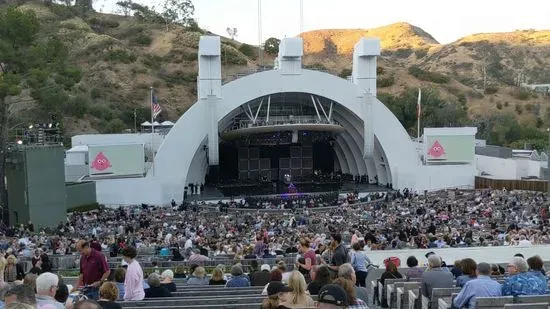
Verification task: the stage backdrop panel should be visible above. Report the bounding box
[88,144,145,177]
[424,134,475,163]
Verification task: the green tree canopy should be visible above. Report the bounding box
[379,87,468,137]
[264,37,280,55]
[0,7,81,215]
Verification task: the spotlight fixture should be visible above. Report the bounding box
[28,125,33,129]
[48,123,52,128]
[16,140,22,145]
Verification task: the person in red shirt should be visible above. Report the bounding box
[296,238,316,282]
[73,240,111,300]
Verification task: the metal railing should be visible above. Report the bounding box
[226,116,339,132]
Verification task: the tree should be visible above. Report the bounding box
[74,0,94,12]
[264,37,280,55]
[116,0,133,16]
[0,7,81,224]
[162,0,195,26]
[226,27,238,41]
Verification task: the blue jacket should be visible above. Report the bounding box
[502,272,547,296]
[226,275,250,287]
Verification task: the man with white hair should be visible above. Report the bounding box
[420,254,453,299]
[35,272,64,309]
[502,257,546,296]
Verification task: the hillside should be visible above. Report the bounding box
[3,2,550,149]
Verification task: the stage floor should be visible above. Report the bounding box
[185,182,388,202]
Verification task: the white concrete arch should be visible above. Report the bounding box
[93,37,475,206]
[152,68,420,202]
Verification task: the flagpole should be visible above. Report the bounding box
[417,88,422,140]
[150,87,155,176]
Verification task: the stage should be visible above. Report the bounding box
[184,182,389,202]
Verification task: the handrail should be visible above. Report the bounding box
[226,116,340,132]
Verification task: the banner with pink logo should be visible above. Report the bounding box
[424,133,475,163]
[88,144,145,177]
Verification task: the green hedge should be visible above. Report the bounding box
[67,202,100,213]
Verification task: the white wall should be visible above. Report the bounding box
[476,155,542,179]
[365,245,550,265]
[397,164,475,192]
[72,134,164,152]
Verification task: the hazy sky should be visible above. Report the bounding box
[97,0,550,45]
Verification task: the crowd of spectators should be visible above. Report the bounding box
[0,188,547,308]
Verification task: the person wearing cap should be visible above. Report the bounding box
[251,264,271,286]
[261,281,292,309]
[317,284,348,309]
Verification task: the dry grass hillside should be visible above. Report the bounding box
[300,24,550,128]
[6,2,550,140]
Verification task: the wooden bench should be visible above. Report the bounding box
[380,278,406,307]
[121,296,265,307]
[422,287,461,309]
[397,282,420,309]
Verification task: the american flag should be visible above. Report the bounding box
[152,90,162,119]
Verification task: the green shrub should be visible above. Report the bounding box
[415,49,428,59]
[394,48,413,58]
[103,118,126,133]
[377,66,385,75]
[90,88,101,99]
[89,105,113,121]
[378,75,395,88]
[504,101,509,107]
[512,89,530,100]
[515,104,523,115]
[131,33,152,46]
[525,103,533,112]
[221,48,247,65]
[408,66,450,84]
[49,4,78,20]
[142,54,163,68]
[104,50,137,63]
[484,86,498,94]
[536,117,544,128]
[339,68,352,78]
[158,70,197,84]
[304,63,327,71]
[68,202,99,213]
[238,43,256,59]
[65,94,89,118]
[496,102,503,110]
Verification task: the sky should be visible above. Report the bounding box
[97,0,550,45]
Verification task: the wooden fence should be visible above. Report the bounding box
[475,176,549,192]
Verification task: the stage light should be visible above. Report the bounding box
[16,140,22,145]
[48,123,52,128]
[28,125,33,129]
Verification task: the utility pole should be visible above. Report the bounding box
[300,0,304,35]
[133,109,137,133]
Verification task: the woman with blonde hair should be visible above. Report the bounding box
[278,271,315,308]
[186,267,209,285]
[0,256,6,283]
[4,255,24,283]
[209,268,226,285]
[333,277,368,308]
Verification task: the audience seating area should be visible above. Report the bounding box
[119,285,316,309]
